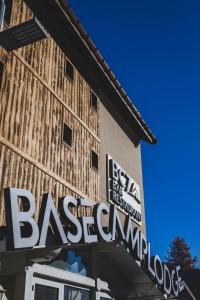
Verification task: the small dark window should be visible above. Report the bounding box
[34,284,58,300]
[63,123,72,148]
[4,0,13,25]
[91,149,98,172]
[65,59,74,81]
[90,91,98,111]
[0,61,4,88]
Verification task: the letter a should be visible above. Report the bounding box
[38,194,67,246]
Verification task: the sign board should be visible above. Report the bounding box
[107,155,142,225]
[3,187,184,297]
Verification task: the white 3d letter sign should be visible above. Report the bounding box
[4,187,184,297]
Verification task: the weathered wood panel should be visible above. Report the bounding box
[0,143,94,226]
[0,0,101,229]
[10,0,99,137]
[0,47,7,65]
[11,0,33,26]
[0,53,100,201]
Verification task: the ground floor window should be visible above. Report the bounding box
[32,275,91,300]
[34,284,59,300]
[25,263,113,300]
[64,285,90,300]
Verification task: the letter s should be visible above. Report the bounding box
[59,195,82,243]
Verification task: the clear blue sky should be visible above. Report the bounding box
[68,0,200,264]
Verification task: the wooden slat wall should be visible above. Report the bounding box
[0,0,100,224]
[11,0,99,136]
[0,143,93,226]
[11,0,33,25]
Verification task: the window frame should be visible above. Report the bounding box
[31,277,62,300]
[62,123,73,150]
[65,58,74,82]
[90,90,98,112]
[90,149,99,172]
[0,0,13,28]
[25,264,95,300]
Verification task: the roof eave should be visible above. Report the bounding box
[56,0,157,145]
[23,0,157,144]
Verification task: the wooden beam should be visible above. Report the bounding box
[0,136,89,199]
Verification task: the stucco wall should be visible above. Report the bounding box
[99,100,146,234]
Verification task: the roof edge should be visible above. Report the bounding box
[24,0,153,144]
[56,0,157,144]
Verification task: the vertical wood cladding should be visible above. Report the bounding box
[9,0,99,137]
[0,0,100,224]
[0,143,92,226]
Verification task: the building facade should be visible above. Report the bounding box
[0,1,185,300]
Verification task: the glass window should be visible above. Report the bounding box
[90,91,98,111]
[63,123,73,148]
[91,149,99,172]
[34,284,59,300]
[64,285,90,300]
[4,0,12,25]
[65,59,74,81]
[0,0,13,30]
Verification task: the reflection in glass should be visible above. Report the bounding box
[49,251,87,276]
[64,285,90,300]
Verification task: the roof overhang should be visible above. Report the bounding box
[0,17,48,51]
[94,241,164,299]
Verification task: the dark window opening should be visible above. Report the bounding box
[34,284,58,300]
[4,0,13,25]
[90,91,98,111]
[65,59,74,81]
[0,61,4,88]
[91,150,98,172]
[63,123,73,148]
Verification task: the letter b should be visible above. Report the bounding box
[4,188,39,249]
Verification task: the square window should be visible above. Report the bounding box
[65,59,74,81]
[63,123,72,148]
[34,284,58,300]
[90,91,98,111]
[91,149,98,172]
